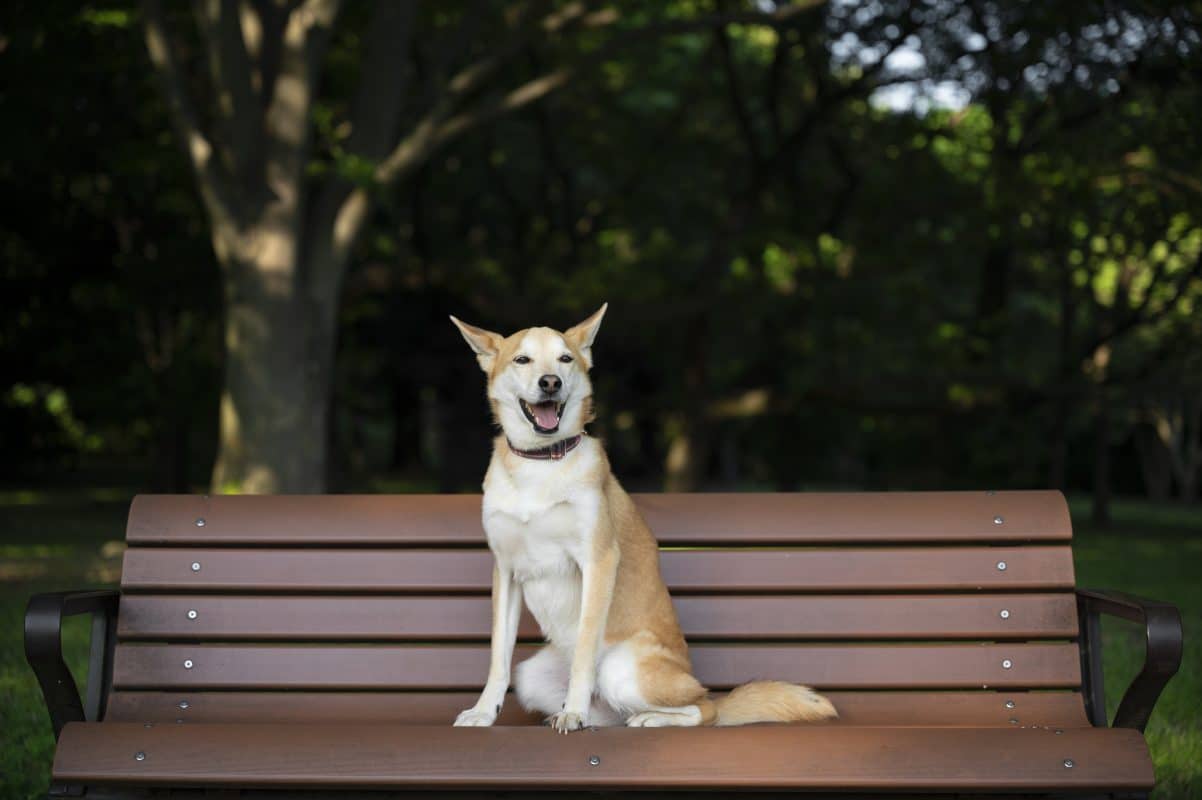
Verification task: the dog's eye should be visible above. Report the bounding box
[558,354,573,363]
[514,355,531,364]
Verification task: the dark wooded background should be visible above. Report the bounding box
[2,2,1200,524]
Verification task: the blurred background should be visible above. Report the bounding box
[1,1,1200,797]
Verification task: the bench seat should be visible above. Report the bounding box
[27,491,1181,798]
[55,723,1153,793]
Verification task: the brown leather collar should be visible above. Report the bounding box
[507,434,583,461]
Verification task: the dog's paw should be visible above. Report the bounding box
[453,708,497,727]
[547,709,587,734]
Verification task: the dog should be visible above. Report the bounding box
[449,304,837,733]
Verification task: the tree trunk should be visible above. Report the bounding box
[210,249,341,493]
[1047,260,1076,491]
[1047,400,1069,491]
[1091,387,1112,527]
[664,317,711,491]
[664,414,712,492]
[1133,424,1174,502]
[1177,396,1201,504]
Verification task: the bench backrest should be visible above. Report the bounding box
[107,491,1089,729]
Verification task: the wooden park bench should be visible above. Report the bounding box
[27,490,1181,798]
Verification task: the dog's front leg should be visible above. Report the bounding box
[454,563,521,726]
[550,544,619,733]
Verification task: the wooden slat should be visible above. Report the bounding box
[53,723,1153,791]
[106,689,1092,729]
[117,593,1079,641]
[121,545,1076,592]
[112,643,1081,690]
[126,490,1070,545]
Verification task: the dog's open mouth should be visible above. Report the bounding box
[520,399,565,434]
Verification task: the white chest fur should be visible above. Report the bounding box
[481,439,603,649]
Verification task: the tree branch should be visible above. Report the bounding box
[305,2,417,288]
[261,0,340,215]
[715,17,762,165]
[193,0,262,183]
[142,0,242,234]
[1083,245,1202,361]
[375,1,828,189]
[245,0,290,106]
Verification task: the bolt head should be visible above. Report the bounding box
[1005,700,1016,709]
[993,515,1004,525]
[1000,609,1011,619]
[1002,659,1013,669]
[996,560,1007,571]
[183,659,193,669]
[1009,718,1019,725]
[1063,758,1074,768]
[187,609,198,620]
[178,700,190,709]
[191,562,201,572]
[589,756,600,766]
[135,752,146,761]
[195,518,206,527]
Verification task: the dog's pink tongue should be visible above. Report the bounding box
[532,401,559,429]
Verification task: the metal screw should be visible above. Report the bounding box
[1000,609,1011,619]
[589,756,600,766]
[144,723,153,728]
[1009,718,1019,725]
[1055,729,1063,735]
[1063,759,1074,769]
[187,610,198,620]
[986,489,996,495]
[996,561,1007,571]
[135,752,146,761]
[1002,659,1013,669]
[178,700,190,710]
[191,562,201,572]
[994,515,1004,525]
[1005,700,1015,709]
[195,518,206,527]
[183,659,193,669]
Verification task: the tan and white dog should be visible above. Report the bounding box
[450,304,836,733]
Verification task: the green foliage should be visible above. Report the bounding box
[0,1,220,488]
[2,1,1201,494]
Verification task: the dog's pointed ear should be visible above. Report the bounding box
[450,316,503,373]
[564,303,607,369]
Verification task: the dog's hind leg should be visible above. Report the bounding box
[514,646,569,716]
[597,640,713,728]
[514,645,623,726]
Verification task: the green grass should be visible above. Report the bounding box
[1068,496,1202,797]
[1,489,1199,798]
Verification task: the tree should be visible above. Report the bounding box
[140,0,822,492]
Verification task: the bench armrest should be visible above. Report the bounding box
[1076,588,1182,732]
[24,589,120,739]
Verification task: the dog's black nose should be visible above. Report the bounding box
[539,374,562,394]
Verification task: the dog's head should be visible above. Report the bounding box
[450,304,607,450]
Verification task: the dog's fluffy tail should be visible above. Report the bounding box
[700,681,837,726]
